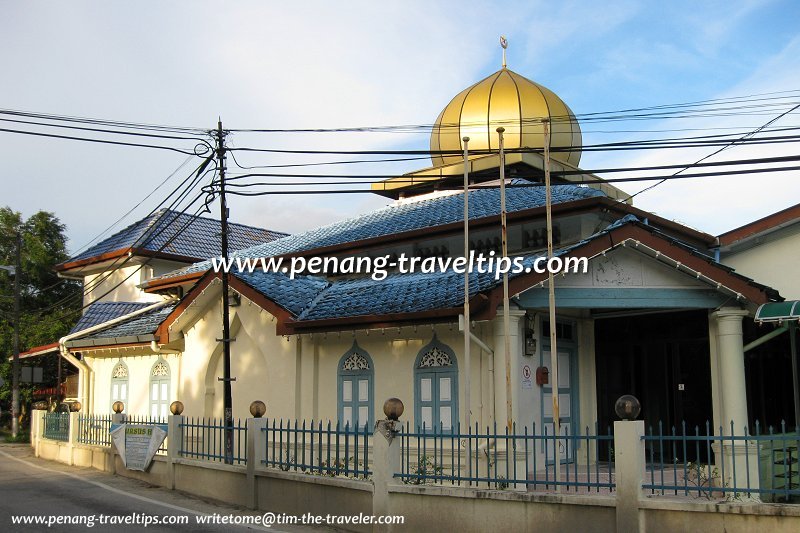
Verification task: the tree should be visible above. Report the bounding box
[0,207,81,428]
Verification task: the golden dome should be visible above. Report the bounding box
[430,68,582,168]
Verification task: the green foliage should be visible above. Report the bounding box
[0,207,81,427]
[404,455,444,485]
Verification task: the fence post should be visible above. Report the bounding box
[247,401,267,510]
[167,412,184,489]
[110,409,125,474]
[373,399,403,530]
[32,409,45,457]
[613,420,645,533]
[68,411,80,466]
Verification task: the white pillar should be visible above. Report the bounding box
[492,307,526,484]
[246,417,267,509]
[711,308,750,431]
[373,419,401,531]
[167,414,183,489]
[492,307,526,425]
[710,307,759,496]
[614,420,644,533]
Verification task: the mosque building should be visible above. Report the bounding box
[21,51,794,473]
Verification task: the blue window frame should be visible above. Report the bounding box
[414,336,458,433]
[337,342,374,430]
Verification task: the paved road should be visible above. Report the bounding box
[0,444,335,533]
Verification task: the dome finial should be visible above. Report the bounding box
[500,35,508,68]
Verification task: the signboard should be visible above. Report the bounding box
[21,366,44,383]
[521,364,533,389]
[110,423,168,471]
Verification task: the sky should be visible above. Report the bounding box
[1,0,799,254]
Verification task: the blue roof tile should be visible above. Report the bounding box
[75,303,177,341]
[66,209,287,264]
[162,185,605,280]
[230,214,639,321]
[70,302,153,333]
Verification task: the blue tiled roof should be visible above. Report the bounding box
[231,214,639,322]
[78,303,176,340]
[70,302,153,333]
[160,185,606,280]
[66,209,288,264]
[236,272,329,317]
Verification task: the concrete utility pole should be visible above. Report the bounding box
[497,127,513,431]
[215,119,235,465]
[543,119,561,490]
[1,232,22,438]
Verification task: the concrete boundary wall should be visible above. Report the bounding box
[31,411,800,533]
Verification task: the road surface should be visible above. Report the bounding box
[0,443,335,533]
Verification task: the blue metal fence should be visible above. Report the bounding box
[179,417,248,465]
[43,412,70,442]
[262,419,372,479]
[643,421,800,502]
[77,414,113,446]
[396,422,615,492]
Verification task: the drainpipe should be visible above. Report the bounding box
[59,298,177,411]
[150,341,181,354]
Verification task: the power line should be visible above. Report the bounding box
[625,102,800,201]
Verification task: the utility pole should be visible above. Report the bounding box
[1,232,22,438]
[215,119,235,465]
[11,232,21,439]
[543,119,561,490]
[497,127,513,431]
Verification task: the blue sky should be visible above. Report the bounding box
[1,1,799,252]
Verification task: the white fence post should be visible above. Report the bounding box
[373,399,404,530]
[247,415,268,509]
[68,411,80,466]
[110,412,125,474]
[31,409,45,457]
[168,414,184,489]
[613,420,645,533]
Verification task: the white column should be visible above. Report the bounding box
[492,307,526,484]
[246,417,267,509]
[711,308,749,431]
[614,420,644,533]
[492,307,526,425]
[710,307,759,496]
[373,419,401,530]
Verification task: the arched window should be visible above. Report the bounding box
[149,358,171,419]
[337,342,374,431]
[110,360,128,412]
[414,335,458,433]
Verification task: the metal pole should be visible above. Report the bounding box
[216,119,235,464]
[463,136,471,433]
[11,231,21,438]
[544,119,561,489]
[497,127,513,431]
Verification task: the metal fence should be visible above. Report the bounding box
[77,414,113,446]
[643,421,800,502]
[262,420,372,479]
[179,417,248,465]
[396,422,615,493]
[125,414,169,455]
[43,412,70,442]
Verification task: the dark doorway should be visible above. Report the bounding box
[594,310,712,462]
[743,320,798,431]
